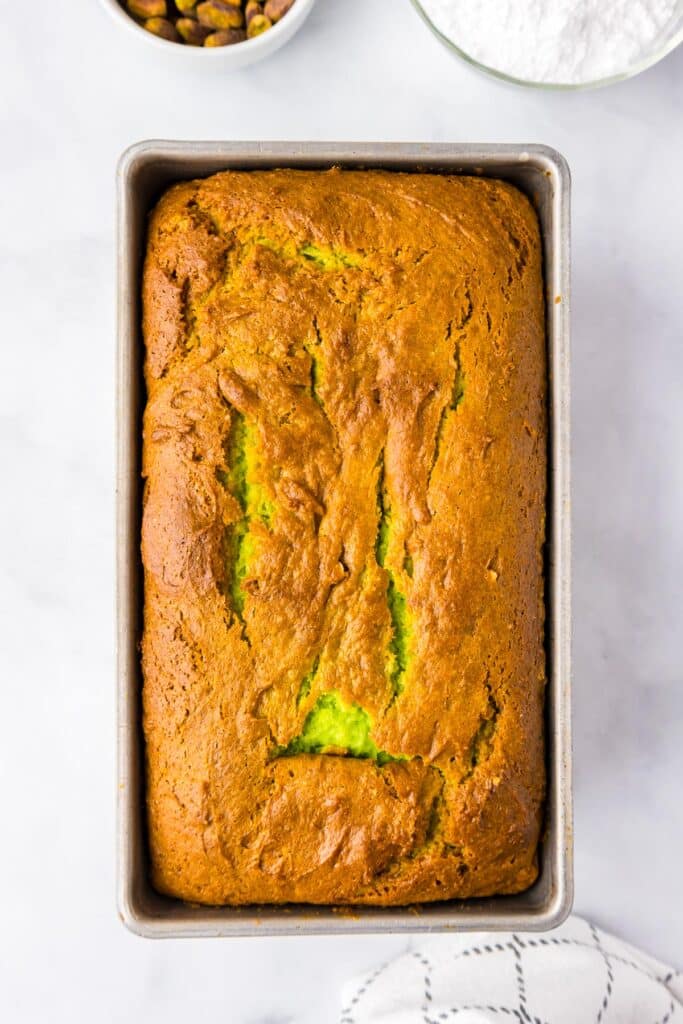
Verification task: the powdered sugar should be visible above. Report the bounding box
[419,0,682,84]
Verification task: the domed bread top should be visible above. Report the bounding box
[141,168,546,905]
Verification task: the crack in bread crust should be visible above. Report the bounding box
[141,168,547,906]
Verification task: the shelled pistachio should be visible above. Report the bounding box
[127,0,167,18]
[204,27,248,44]
[247,12,271,36]
[121,0,297,46]
[196,1,244,28]
[144,15,180,39]
[264,0,294,21]
[245,0,263,24]
[176,17,211,42]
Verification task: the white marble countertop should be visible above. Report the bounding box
[2,0,682,1019]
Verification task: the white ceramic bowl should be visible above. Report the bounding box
[100,0,317,68]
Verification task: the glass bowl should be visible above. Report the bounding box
[410,0,683,90]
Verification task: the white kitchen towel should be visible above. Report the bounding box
[339,916,682,1023]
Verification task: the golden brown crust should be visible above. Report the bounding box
[141,168,546,905]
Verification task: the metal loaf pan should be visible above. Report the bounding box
[117,141,572,938]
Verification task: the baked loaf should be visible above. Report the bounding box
[141,168,546,906]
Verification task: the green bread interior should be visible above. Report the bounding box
[225,414,273,524]
[296,655,320,706]
[427,346,466,491]
[302,341,324,408]
[375,460,412,696]
[255,236,360,272]
[275,691,400,765]
[375,490,391,566]
[298,243,360,271]
[225,519,251,618]
[386,579,411,694]
[451,367,465,409]
[220,412,273,620]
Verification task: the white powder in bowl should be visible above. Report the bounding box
[418,0,682,84]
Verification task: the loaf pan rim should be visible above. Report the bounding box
[116,140,572,938]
